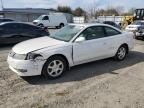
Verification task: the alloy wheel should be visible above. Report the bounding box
[47,60,64,77]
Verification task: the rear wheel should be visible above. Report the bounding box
[42,56,67,79]
[114,45,128,61]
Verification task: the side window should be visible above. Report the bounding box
[42,16,49,20]
[137,10,141,16]
[105,27,121,36]
[2,24,10,28]
[21,24,31,29]
[111,22,115,26]
[3,23,19,29]
[78,26,106,40]
[20,24,40,37]
[141,10,144,17]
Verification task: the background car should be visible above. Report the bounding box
[0,22,49,45]
[0,18,14,23]
[89,20,121,29]
[103,21,121,29]
[125,21,144,38]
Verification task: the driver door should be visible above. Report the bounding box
[72,26,109,65]
[42,16,51,27]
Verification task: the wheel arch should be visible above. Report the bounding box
[44,54,70,70]
[119,43,129,53]
[59,23,64,26]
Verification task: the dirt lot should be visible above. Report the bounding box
[0,38,144,108]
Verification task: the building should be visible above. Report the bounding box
[0,8,73,22]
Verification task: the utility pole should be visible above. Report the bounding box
[0,0,4,10]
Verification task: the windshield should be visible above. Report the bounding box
[37,15,45,20]
[49,25,84,42]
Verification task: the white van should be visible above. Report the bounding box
[33,13,67,28]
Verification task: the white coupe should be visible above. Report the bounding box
[7,23,134,78]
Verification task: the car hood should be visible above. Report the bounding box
[12,36,66,54]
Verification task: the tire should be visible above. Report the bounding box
[142,37,144,41]
[59,23,64,28]
[114,45,128,61]
[56,26,59,29]
[42,56,67,79]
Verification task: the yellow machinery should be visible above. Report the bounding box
[122,8,144,29]
[122,16,134,29]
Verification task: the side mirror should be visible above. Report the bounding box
[75,37,85,43]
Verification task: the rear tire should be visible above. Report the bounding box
[114,45,128,61]
[42,56,67,79]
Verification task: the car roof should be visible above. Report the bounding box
[69,23,110,27]
[0,22,36,26]
[69,23,122,33]
[69,23,119,28]
[0,18,13,20]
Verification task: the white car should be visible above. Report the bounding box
[7,23,134,78]
[125,21,144,38]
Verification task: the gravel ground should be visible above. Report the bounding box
[0,37,144,108]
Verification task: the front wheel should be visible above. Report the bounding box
[114,45,128,61]
[42,56,67,79]
[59,23,64,28]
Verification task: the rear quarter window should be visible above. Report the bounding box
[105,27,121,36]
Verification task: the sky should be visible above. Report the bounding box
[0,0,143,11]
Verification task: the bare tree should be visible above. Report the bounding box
[121,8,135,16]
[86,0,99,18]
[115,6,124,15]
[73,7,86,16]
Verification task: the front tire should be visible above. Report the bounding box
[42,56,67,79]
[59,23,64,28]
[114,45,128,61]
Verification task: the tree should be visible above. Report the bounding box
[57,6,72,14]
[121,8,135,16]
[94,7,119,16]
[73,7,86,16]
[86,0,100,18]
[115,6,124,15]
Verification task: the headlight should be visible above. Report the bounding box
[13,54,27,60]
[9,51,27,60]
[26,53,44,60]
